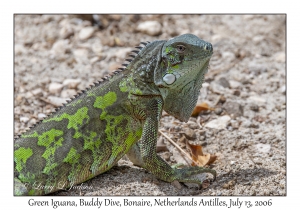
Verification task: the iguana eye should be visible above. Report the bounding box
[176,45,185,53]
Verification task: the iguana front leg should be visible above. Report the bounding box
[127,96,216,186]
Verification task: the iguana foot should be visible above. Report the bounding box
[173,166,216,186]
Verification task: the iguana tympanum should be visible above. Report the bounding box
[14,34,216,195]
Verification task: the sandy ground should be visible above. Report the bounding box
[14,14,286,196]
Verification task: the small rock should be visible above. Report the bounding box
[214,107,223,115]
[15,44,26,55]
[221,51,235,62]
[280,85,286,94]
[273,51,285,63]
[49,83,64,94]
[92,41,103,55]
[171,148,188,165]
[255,143,271,153]
[249,103,259,112]
[20,117,29,123]
[31,88,43,97]
[15,95,23,102]
[61,89,78,98]
[186,121,198,129]
[78,26,95,40]
[29,118,37,125]
[73,49,89,59]
[51,40,70,56]
[211,34,223,42]
[63,79,81,89]
[202,82,209,88]
[171,180,182,189]
[222,183,229,189]
[31,42,45,51]
[199,136,206,141]
[223,101,244,118]
[201,142,207,147]
[156,140,168,152]
[129,14,140,23]
[241,119,256,128]
[235,49,247,59]
[60,25,74,39]
[40,15,57,23]
[198,130,206,136]
[72,15,93,24]
[243,15,254,20]
[230,120,240,129]
[161,152,171,161]
[210,82,225,94]
[233,90,241,96]
[114,34,125,44]
[217,77,230,88]
[218,95,226,103]
[200,82,209,98]
[90,56,100,64]
[59,18,70,27]
[252,35,264,44]
[25,92,33,98]
[19,86,25,93]
[229,80,242,89]
[253,130,259,134]
[205,115,231,129]
[177,140,186,149]
[183,128,196,140]
[115,47,132,60]
[222,180,236,189]
[47,96,68,107]
[248,96,266,104]
[108,14,122,21]
[38,113,47,120]
[137,21,162,36]
[248,62,267,75]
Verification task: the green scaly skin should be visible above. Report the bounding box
[14,34,215,195]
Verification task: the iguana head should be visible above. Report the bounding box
[154,34,213,122]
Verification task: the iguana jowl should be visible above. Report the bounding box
[14,34,215,195]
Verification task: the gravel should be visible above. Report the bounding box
[14,14,286,196]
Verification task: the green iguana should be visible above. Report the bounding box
[14,33,216,195]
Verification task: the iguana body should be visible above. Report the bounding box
[14,34,215,195]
